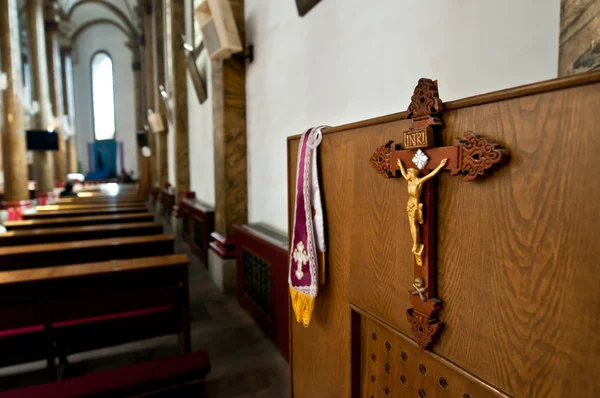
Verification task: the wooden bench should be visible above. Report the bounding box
[74,191,140,198]
[0,222,163,246]
[56,197,144,205]
[23,205,147,219]
[37,203,146,211]
[3,212,155,231]
[0,234,175,271]
[0,352,210,397]
[0,254,191,372]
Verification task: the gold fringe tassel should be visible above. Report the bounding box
[289,286,315,328]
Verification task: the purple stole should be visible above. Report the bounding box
[289,126,327,327]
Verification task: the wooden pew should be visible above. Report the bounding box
[0,254,190,372]
[56,197,144,205]
[23,205,147,219]
[3,212,155,231]
[0,234,175,271]
[0,352,210,397]
[36,203,146,211]
[0,222,162,246]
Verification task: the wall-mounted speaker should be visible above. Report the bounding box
[194,0,243,60]
[147,112,165,134]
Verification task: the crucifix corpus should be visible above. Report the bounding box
[370,78,509,349]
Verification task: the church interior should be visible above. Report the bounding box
[0,0,598,397]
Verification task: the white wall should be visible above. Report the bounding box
[245,0,561,233]
[72,23,137,176]
[184,0,215,206]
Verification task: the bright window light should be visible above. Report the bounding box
[91,52,116,141]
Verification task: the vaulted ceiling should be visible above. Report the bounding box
[18,0,141,42]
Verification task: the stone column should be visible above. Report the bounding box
[154,0,168,189]
[164,0,189,204]
[128,38,149,195]
[0,0,30,205]
[208,0,247,292]
[45,0,66,184]
[144,0,157,189]
[26,0,55,196]
[61,47,78,173]
[559,0,600,76]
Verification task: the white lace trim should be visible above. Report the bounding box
[289,126,328,297]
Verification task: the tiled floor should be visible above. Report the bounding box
[0,216,290,397]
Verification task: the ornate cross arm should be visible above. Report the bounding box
[371,132,509,182]
[368,78,510,350]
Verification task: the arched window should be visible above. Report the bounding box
[91,52,115,141]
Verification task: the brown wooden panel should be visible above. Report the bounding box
[355,307,508,398]
[55,197,144,205]
[0,222,163,246]
[288,72,600,397]
[3,212,154,230]
[180,197,215,265]
[0,254,190,363]
[38,202,144,211]
[0,234,175,271]
[23,205,147,219]
[0,254,189,285]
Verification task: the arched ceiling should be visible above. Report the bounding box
[65,0,138,38]
[16,0,140,54]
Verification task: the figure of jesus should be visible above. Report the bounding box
[397,157,448,265]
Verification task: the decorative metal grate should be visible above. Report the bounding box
[182,212,190,235]
[243,250,272,315]
[193,218,204,248]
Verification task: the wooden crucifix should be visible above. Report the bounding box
[370,78,509,349]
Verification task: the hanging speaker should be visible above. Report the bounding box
[194,0,243,60]
[147,112,165,134]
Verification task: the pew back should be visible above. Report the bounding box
[287,72,600,398]
[0,234,175,271]
[23,205,147,219]
[3,212,155,230]
[0,254,191,358]
[0,222,163,246]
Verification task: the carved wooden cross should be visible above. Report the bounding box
[370,78,509,349]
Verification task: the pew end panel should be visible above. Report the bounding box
[287,72,600,397]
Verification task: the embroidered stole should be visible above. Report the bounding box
[289,126,327,327]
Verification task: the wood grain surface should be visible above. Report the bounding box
[37,202,145,211]
[0,221,163,246]
[0,234,175,271]
[23,205,147,219]
[55,197,144,204]
[288,74,600,397]
[0,253,189,285]
[3,212,154,230]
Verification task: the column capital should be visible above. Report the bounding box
[43,0,61,28]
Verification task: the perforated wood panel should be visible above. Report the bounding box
[357,310,509,398]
